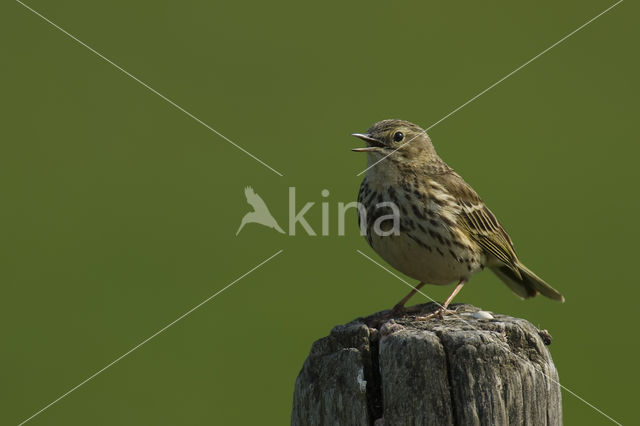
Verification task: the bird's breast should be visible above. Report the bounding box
[358,175,485,285]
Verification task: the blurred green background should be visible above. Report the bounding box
[1,0,637,424]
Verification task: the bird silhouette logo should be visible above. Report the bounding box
[236,186,285,236]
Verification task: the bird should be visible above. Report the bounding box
[236,186,285,236]
[352,119,563,318]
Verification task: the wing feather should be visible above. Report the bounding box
[432,172,521,276]
[244,186,268,211]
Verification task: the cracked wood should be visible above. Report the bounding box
[291,303,562,426]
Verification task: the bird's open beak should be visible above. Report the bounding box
[351,133,382,152]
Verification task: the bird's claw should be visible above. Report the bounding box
[416,307,457,321]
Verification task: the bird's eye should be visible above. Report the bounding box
[393,131,404,142]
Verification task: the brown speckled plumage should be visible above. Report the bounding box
[353,119,564,315]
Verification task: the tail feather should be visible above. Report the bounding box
[491,262,565,302]
[490,265,536,299]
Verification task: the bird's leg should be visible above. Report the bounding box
[441,279,466,311]
[418,279,467,320]
[390,282,426,316]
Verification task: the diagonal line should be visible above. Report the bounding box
[357,0,623,176]
[16,0,284,177]
[357,249,448,310]
[18,249,284,426]
[356,249,623,426]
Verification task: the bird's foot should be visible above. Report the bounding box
[389,303,407,318]
[416,306,457,321]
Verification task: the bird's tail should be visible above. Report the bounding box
[490,261,564,302]
[235,218,247,236]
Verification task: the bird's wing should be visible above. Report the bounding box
[244,186,254,200]
[435,172,521,274]
[244,186,268,212]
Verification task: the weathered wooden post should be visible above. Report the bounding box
[291,303,562,425]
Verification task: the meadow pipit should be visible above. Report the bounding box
[353,119,564,318]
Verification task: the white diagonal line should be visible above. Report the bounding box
[16,0,284,177]
[356,249,623,426]
[18,249,284,426]
[357,0,623,176]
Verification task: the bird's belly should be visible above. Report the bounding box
[369,232,484,285]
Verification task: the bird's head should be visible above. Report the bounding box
[352,119,438,166]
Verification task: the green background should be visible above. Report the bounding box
[1,1,637,424]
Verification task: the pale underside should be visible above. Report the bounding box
[368,232,487,285]
[359,157,501,286]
